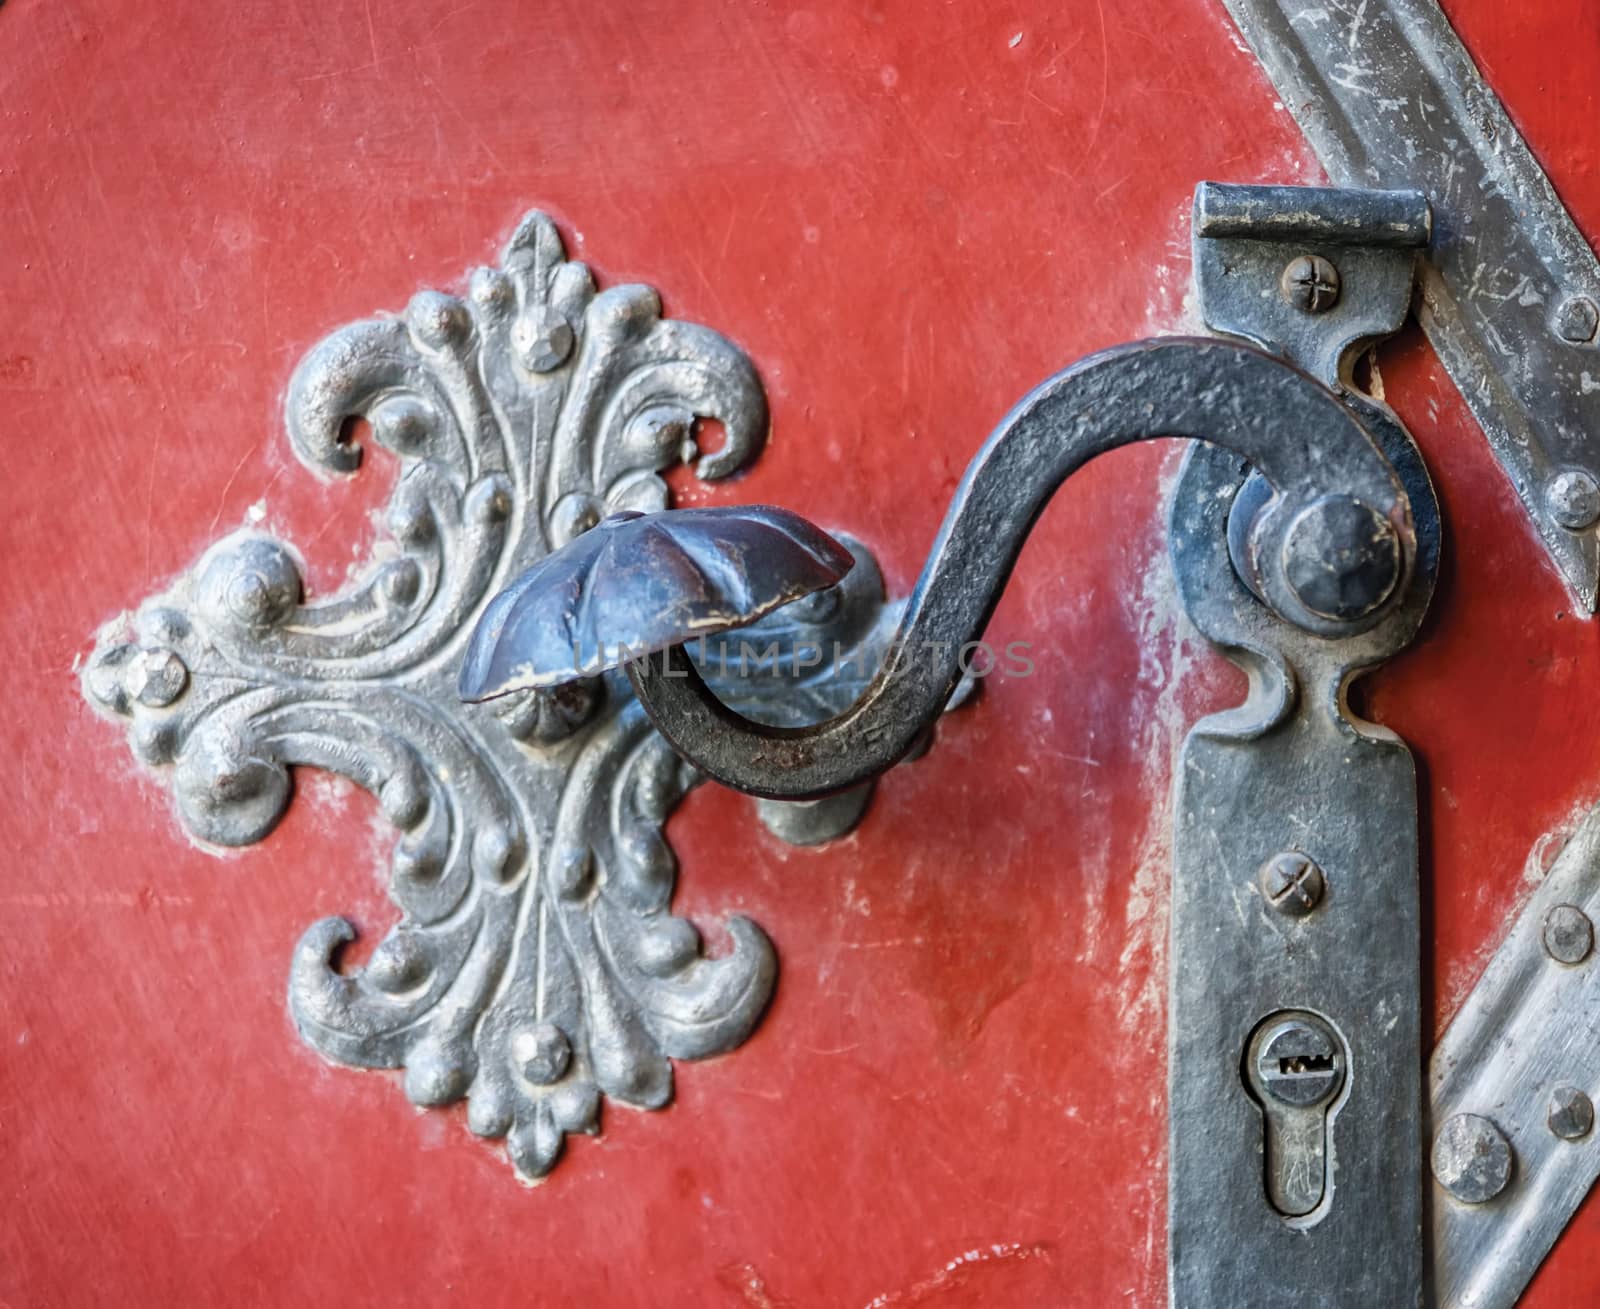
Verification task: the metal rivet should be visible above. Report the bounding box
[131,647,189,708]
[1432,1113,1514,1204]
[1281,494,1402,622]
[1259,851,1326,917]
[512,1021,573,1085]
[1545,470,1600,532]
[513,308,575,373]
[1543,904,1594,966]
[1555,295,1600,344]
[1280,254,1341,313]
[1548,1085,1595,1141]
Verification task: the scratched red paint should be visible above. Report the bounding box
[2,0,1598,1303]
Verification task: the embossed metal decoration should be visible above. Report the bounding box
[81,213,914,1181]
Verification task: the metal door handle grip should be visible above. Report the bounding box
[465,336,1415,799]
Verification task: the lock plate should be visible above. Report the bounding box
[1167,183,1438,1306]
[1165,560,1426,1303]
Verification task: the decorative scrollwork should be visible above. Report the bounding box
[82,213,939,1181]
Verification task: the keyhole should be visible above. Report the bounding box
[1243,1011,1348,1218]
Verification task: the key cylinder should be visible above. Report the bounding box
[1244,1011,1348,1218]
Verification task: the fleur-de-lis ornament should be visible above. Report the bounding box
[84,213,947,1180]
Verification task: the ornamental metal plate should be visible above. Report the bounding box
[81,212,922,1181]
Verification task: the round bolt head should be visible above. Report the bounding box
[1281,254,1342,313]
[1545,469,1600,532]
[1543,903,1595,965]
[1254,1016,1343,1107]
[1433,1113,1514,1204]
[1281,494,1402,622]
[1259,850,1325,917]
[1555,295,1600,344]
[1548,1085,1595,1141]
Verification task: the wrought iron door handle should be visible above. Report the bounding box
[462,335,1417,800]
[458,184,1445,1295]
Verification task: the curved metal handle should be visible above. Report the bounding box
[626,337,1414,799]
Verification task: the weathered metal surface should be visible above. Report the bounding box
[80,212,906,1181]
[1166,425,1434,1305]
[1194,182,1432,249]
[1169,183,1438,1307]
[1430,803,1600,1307]
[626,338,1417,799]
[1220,0,1600,610]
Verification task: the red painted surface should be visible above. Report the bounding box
[2,0,1599,1303]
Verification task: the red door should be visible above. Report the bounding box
[5,0,1600,1303]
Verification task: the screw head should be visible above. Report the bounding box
[1555,295,1600,344]
[1433,1113,1514,1204]
[1282,494,1402,622]
[1548,1085,1595,1141]
[1543,904,1594,965]
[1546,470,1600,532]
[1254,1016,1343,1106]
[1281,254,1342,314]
[1259,851,1326,917]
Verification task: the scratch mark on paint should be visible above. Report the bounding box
[861,1241,1053,1307]
[1083,0,1110,160]
[207,440,266,537]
